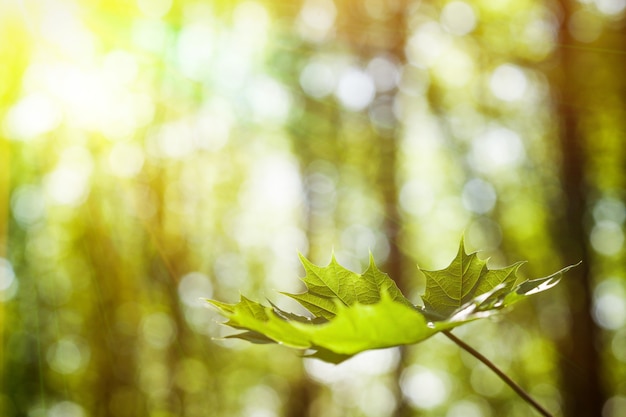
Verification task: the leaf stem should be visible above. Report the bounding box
[442,330,553,417]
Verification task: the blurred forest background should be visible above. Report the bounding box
[1,0,626,416]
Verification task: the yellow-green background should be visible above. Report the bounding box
[1,0,625,416]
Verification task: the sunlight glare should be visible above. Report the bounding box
[132,19,170,52]
[233,2,270,42]
[5,93,62,141]
[137,0,172,19]
[39,5,96,62]
[176,23,215,81]
[103,50,139,86]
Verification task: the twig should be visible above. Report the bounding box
[443,330,553,417]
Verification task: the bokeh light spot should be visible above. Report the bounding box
[489,64,528,101]
[45,146,94,206]
[297,0,337,42]
[300,60,336,98]
[247,77,292,124]
[440,1,477,36]
[603,395,626,417]
[358,382,397,417]
[178,272,213,308]
[47,337,90,374]
[44,167,87,206]
[401,366,449,409]
[0,258,18,302]
[151,121,195,159]
[470,364,504,397]
[462,178,497,214]
[175,358,209,393]
[11,185,46,226]
[434,48,475,87]
[469,126,525,173]
[335,67,375,111]
[593,279,626,330]
[49,401,85,417]
[109,142,145,178]
[595,0,626,16]
[593,197,626,225]
[367,56,400,92]
[568,10,602,43]
[590,221,624,256]
[305,348,400,384]
[406,22,451,68]
[400,180,435,217]
[141,312,177,349]
[446,399,486,417]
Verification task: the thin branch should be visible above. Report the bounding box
[443,330,553,417]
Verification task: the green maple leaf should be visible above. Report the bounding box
[281,253,414,319]
[419,240,580,323]
[207,239,578,363]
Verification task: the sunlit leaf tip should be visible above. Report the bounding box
[206,240,580,363]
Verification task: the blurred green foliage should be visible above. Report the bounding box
[1,0,625,416]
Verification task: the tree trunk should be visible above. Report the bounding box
[551,1,605,414]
